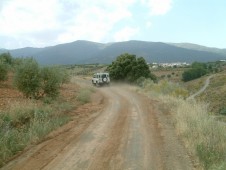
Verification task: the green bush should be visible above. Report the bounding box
[56,67,70,84]
[0,62,8,82]
[0,53,13,65]
[107,53,156,83]
[40,67,62,98]
[219,108,226,115]
[182,62,208,82]
[13,58,70,99]
[14,58,41,98]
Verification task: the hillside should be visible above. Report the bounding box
[169,42,226,56]
[2,40,226,65]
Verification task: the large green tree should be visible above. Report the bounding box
[107,53,156,82]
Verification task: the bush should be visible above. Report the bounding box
[0,100,70,167]
[0,62,8,82]
[14,58,41,98]
[182,62,208,82]
[107,53,156,83]
[57,67,70,84]
[0,53,13,65]
[14,58,70,99]
[77,88,95,104]
[40,67,62,98]
[219,108,226,115]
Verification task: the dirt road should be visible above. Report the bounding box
[2,85,194,170]
[187,75,213,100]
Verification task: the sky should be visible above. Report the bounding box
[0,0,225,49]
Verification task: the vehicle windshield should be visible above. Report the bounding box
[102,74,107,78]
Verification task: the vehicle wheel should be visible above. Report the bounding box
[103,78,107,82]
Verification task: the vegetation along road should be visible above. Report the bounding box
[2,84,194,170]
[187,75,213,100]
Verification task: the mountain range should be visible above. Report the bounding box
[1,40,226,65]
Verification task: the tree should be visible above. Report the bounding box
[0,52,13,65]
[107,53,156,82]
[14,58,41,98]
[14,58,70,99]
[182,62,208,82]
[0,62,8,82]
[40,66,63,98]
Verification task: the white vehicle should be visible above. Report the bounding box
[92,73,110,86]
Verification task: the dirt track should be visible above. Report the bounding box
[2,84,194,170]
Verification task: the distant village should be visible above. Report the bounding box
[150,62,190,68]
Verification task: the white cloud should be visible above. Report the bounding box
[142,0,172,16]
[0,0,59,34]
[114,27,139,42]
[0,0,173,48]
[57,2,133,43]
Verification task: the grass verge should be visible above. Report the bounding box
[77,87,95,104]
[0,99,72,167]
[139,79,226,170]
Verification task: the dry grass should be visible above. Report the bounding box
[198,72,226,114]
[0,99,72,167]
[139,80,226,170]
[152,67,186,83]
[183,75,207,95]
[77,87,95,104]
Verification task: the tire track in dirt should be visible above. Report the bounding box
[116,88,165,170]
[43,89,128,170]
[2,84,194,170]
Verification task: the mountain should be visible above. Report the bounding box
[169,43,226,56]
[1,40,226,65]
[0,49,7,54]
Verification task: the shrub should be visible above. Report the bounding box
[14,59,70,99]
[0,62,8,82]
[0,100,70,167]
[40,67,62,98]
[14,58,41,98]
[77,88,95,104]
[0,53,13,65]
[219,108,226,115]
[57,67,70,84]
[107,53,156,83]
[182,62,208,82]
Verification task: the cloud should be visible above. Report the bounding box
[142,0,172,16]
[0,0,173,48]
[114,27,139,42]
[57,1,133,43]
[0,0,137,48]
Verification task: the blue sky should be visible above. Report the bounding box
[0,0,225,49]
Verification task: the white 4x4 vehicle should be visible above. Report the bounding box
[92,73,110,86]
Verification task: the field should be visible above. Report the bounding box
[197,71,226,114]
[67,64,107,76]
[1,63,226,169]
[152,65,226,115]
[151,67,186,83]
[0,71,100,167]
